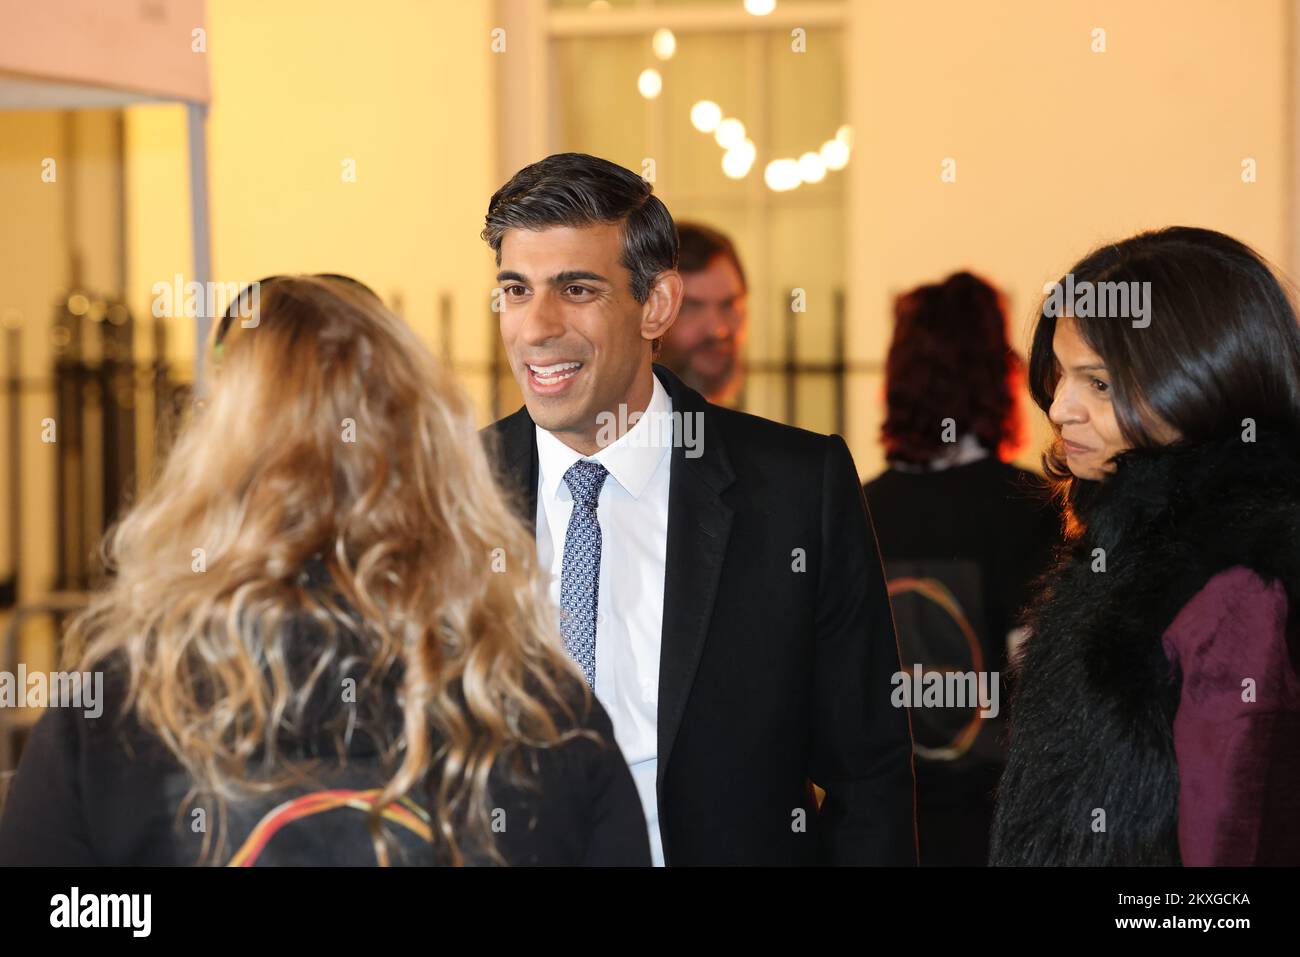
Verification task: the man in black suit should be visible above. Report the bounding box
[480,152,916,865]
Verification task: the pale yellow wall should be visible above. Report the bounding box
[847,0,1292,478]
[124,105,191,366]
[126,0,499,413]
[0,0,499,669]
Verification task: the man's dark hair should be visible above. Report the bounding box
[676,221,747,292]
[481,153,678,303]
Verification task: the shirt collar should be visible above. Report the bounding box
[535,373,673,502]
[889,433,991,473]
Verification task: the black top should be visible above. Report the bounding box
[0,663,650,867]
[864,457,1059,677]
[864,457,1059,865]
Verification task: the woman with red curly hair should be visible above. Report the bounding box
[864,271,1059,866]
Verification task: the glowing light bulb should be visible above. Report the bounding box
[764,158,801,191]
[652,28,677,60]
[714,117,746,150]
[638,68,663,99]
[798,151,826,183]
[821,138,850,171]
[691,100,723,133]
[722,140,757,179]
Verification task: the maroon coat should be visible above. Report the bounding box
[1163,566,1300,865]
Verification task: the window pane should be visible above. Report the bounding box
[549,21,847,432]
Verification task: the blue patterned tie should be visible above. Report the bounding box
[560,460,609,688]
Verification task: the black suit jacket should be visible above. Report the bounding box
[483,365,917,865]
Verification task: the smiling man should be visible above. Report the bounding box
[480,152,916,866]
[495,216,676,453]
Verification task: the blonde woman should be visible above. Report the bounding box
[0,275,650,866]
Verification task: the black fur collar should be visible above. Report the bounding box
[990,427,1300,865]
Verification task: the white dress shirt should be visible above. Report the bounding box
[534,374,672,866]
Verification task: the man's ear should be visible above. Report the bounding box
[641,269,684,346]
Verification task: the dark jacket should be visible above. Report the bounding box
[0,622,650,867]
[865,458,1059,678]
[990,428,1300,865]
[865,458,1059,866]
[483,364,917,865]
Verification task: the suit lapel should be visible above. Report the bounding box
[490,370,735,816]
[488,405,539,532]
[652,366,735,799]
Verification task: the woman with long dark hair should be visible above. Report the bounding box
[0,275,650,866]
[990,227,1300,865]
